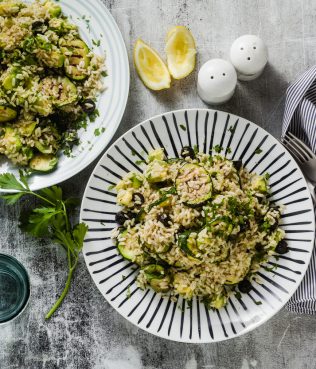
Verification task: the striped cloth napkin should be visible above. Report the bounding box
[282,65,316,314]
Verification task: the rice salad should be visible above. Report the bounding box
[112,146,288,310]
[0,0,105,171]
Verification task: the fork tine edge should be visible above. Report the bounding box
[286,132,316,159]
[283,135,308,162]
[281,137,305,162]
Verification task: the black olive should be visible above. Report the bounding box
[228,234,238,242]
[240,219,250,232]
[269,220,279,232]
[233,160,243,170]
[238,279,252,293]
[32,21,46,33]
[275,240,289,254]
[81,99,96,114]
[115,211,134,225]
[181,146,195,159]
[132,192,145,205]
[157,213,172,227]
[255,243,264,252]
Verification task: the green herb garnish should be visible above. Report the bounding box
[179,124,186,131]
[214,144,223,153]
[0,171,88,320]
[255,148,263,154]
[92,39,101,47]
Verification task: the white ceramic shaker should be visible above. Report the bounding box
[230,35,268,81]
[197,59,237,104]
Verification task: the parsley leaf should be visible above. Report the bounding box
[0,172,88,320]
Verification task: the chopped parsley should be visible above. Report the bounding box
[254,300,262,305]
[227,147,232,154]
[101,71,108,77]
[108,184,115,190]
[255,148,263,154]
[228,125,236,133]
[214,144,223,153]
[179,124,186,131]
[92,39,101,47]
[94,128,101,136]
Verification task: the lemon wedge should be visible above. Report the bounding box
[134,39,171,90]
[165,26,196,79]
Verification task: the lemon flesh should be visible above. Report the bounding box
[165,26,196,79]
[134,39,171,91]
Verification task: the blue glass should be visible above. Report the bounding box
[0,254,30,324]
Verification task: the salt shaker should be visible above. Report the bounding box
[230,35,268,81]
[197,59,237,104]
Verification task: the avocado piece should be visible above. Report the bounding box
[0,106,17,123]
[211,294,226,309]
[0,2,22,16]
[145,160,169,183]
[43,0,61,17]
[2,127,22,152]
[29,154,58,172]
[117,189,133,207]
[252,175,268,193]
[148,148,165,162]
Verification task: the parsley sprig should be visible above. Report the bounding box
[0,171,88,319]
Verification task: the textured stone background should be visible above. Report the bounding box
[1,0,316,368]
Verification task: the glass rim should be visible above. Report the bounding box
[0,253,31,325]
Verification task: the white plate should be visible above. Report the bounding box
[0,0,129,191]
[80,109,315,343]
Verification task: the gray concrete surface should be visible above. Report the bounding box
[1,0,316,368]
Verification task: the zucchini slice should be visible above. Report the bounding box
[29,154,58,172]
[176,163,212,206]
[178,231,201,260]
[60,38,90,81]
[196,227,230,263]
[40,76,78,108]
[117,229,143,263]
[143,264,170,293]
[0,106,17,123]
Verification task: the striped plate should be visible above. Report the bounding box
[80,109,315,343]
[0,0,129,191]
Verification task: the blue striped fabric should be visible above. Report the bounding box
[283,65,316,314]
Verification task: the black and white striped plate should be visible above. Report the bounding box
[80,109,315,343]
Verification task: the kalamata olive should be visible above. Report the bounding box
[269,220,279,232]
[275,240,289,254]
[233,160,243,170]
[255,243,264,252]
[238,279,252,293]
[181,146,195,159]
[115,211,134,225]
[81,99,96,114]
[132,192,145,205]
[157,213,172,227]
[32,21,45,31]
[240,219,250,232]
[228,234,238,242]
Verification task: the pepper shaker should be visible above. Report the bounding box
[230,35,268,81]
[197,59,237,104]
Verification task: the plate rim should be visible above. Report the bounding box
[0,0,130,193]
[80,108,315,343]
